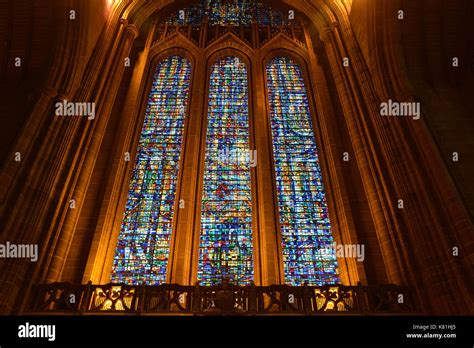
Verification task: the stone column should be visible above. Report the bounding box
[304,24,366,286]
[169,53,207,285]
[319,25,404,285]
[325,11,473,313]
[0,17,139,314]
[82,22,156,285]
[43,21,139,283]
[252,54,282,286]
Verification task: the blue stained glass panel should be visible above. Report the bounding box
[266,57,340,286]
[111,56,192,285]
[167,0,288,27]
[198,56,254,285]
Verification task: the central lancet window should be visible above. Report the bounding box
[197,56,254,285]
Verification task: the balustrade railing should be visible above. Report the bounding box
[26,282,417,315]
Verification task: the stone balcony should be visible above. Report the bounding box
[26,282,417,315]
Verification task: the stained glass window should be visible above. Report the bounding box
[197,56,253,285]
[266,57,340,286]
[167,0,289,27]
[111,56,192,285]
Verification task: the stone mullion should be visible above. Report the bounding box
[252,53,281,286]
[188,58,210,286]
[43,23,139,284]
[169,54,206,285]
[320,27,403,284]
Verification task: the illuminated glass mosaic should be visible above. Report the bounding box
[111,56,191,285]
[167,0,289,27]
[198,56,253,285]
[266,57,340,286]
